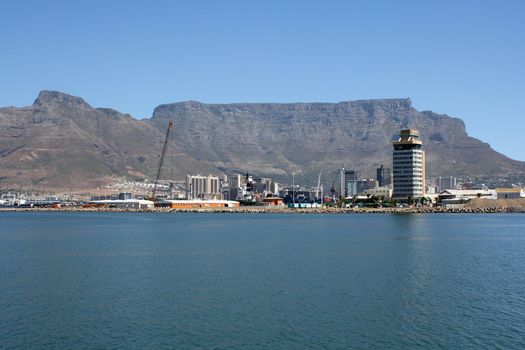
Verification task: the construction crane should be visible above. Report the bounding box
[151,121,173,202]
[330,171,338,201]
[316,172,322,203]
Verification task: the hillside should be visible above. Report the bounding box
[148,99,525,184]
[0,91,523,190]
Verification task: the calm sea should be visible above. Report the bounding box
[1,213,524,349]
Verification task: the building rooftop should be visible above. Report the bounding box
[393,129,422,146]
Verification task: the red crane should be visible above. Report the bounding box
[151,121,173,202]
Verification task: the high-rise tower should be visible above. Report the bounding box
[392,129,426,199]
[376,165,392,188]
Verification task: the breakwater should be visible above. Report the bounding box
[1,206,524,214]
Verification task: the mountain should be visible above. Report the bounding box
[0,91,207,189]
[0,91,523,190]
[149,99,525,184]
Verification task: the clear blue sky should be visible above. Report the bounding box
[1,0,524,160]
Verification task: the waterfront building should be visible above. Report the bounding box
[118,192,133,200]
[438,189,497,204]
[186,174,221,199]
[496,188,523,199]
[90,199,154,209]
[262,197,285,207]
[376,165,392,188]
[392,129,426,199]
[155,199,240,209]
[364,187,393,198]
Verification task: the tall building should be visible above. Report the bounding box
[436,176,457,192]
[229,174,243,189]
[392,129,426,199]
[376,165,392,188]
[343,169,358,197]
[186,174,221,199]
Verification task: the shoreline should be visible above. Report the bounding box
[1,206,524,214]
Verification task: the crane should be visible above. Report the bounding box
[151,121,173,202]
[316,172,322,203]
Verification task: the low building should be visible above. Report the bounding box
[288,202,322,208]
[262,197,285,207]
[90,199,154,209]
[363,187,393,198]
[496,188,523,200]
[438,189,496,205]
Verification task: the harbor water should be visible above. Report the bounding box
[1,213,524,349]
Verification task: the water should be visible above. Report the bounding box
[1,213,525,349]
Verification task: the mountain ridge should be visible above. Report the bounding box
[0,90,523,190]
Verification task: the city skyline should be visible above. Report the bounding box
[0,1,524,160]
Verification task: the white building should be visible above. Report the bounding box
[438,189,497,204]
[186,174,221,199]
[393,129,425,199]
[364,187,393,198]
[229,174,244,189]
[90,199,154,209]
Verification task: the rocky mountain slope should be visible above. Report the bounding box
[149,99,525,184]
[0,91,207,189]
[0,91,523,190]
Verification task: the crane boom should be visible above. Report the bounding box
[151,121,173,201]
[316,172,321,197]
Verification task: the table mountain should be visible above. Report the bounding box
[149,99,525,184]
[0,91,523,190]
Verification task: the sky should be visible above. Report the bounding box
[1,0,524,160]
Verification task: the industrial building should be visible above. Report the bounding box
[393,129,426,199]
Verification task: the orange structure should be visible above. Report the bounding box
[156,200,240,209]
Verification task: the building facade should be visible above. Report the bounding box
[229,174,243,189]
[376,165,392,188]
[436,176,457,192]
[186,174,221,199]
[347,179,377,197]
[392,129,426,199]
[364,187,393,198]
[343,169,359,197]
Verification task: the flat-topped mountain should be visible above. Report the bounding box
[0,91,523,190]
[149,98,524,183]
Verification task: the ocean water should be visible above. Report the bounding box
[1,212,524,349]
